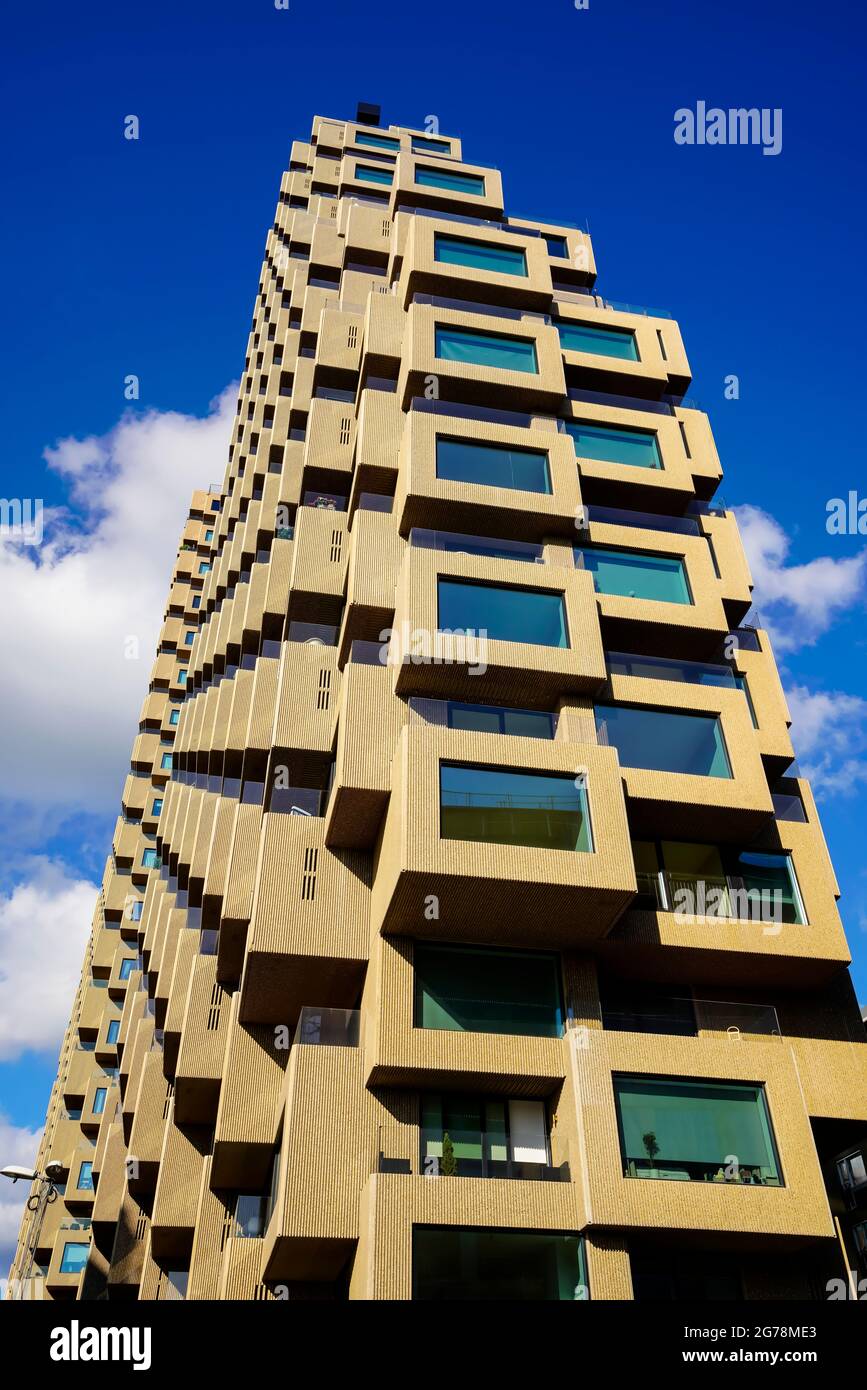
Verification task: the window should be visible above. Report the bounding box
[119,959,136,981]
[164,1268,189,1300]
[415,165,485,195]
[576,546,691,604]
[422,1095,553,1178]
[160,753,173,770]
[440,763,592,852]
[630,1246,744,1301]
[355,163,393,186]
[732,851,805,925]
[169,709,180,726]
[92,1088,107,1116]
[191,595,201,609]
[235,1194,268,1238]
[557,320,639,360]
[414,941,563,1037]
[597,705,732,779]
[204,528,213,541]
[176,669,187,685]
[151,798,164,815]
[412,136,451,154]
[613,1076,783,1186]
[141,848,159,868]
[435,325,537,374]
[433,233,527,277]
[435,437,550,494]
[545,234,569,258]
[413,1228,588,1301]
[59,1241,90,1275]
[184,631,195,645]
[106,1019,120,1044]
[128,900,143,921]
[198,562,210,575]
[355,131,399,150]
[438,578,568,647]
[444,701,556,740]
[566,421,662,470]
[77,1161,94,1191]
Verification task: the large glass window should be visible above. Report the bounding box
[614,1076,783,1185]
[440,764,592,852]
[355,163,393,186]
[416,166,485,195]
[435,325,537,374]
[355,131,399,150]
[59,1241,90,1275]
[556,320,639,360]
[435,436,551,494]
[732,851,805,925]
[77,1161,94,1191]
[119,959,136,980]
[434,233,527,277]
[412,136,451,154]
[413,1227,588,1300]
[576,546,691,604]
[414,941,563,1037]
[92,1087,107,1115]
[235,1194,268,1238]
[422,1095,554,1179]
[597,705,732,778]
[566,421,662,470]
[106,1019,120,1044]
[444,700,556,740]
[438,578,568,647]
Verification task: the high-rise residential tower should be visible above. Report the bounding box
[8,110,867,1303]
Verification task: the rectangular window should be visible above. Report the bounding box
[733,851,805,925]
[597,705,732,778]
[119,959,136,980]
[177,669,187,685]
[191,595,201,609]
[128,900,143,921]
[413,1228,588,1301]
[576,546,691,604]
[151,798,163,814]
[613,1076,783,1186]
[545,234,569,258]
[184,631,195,645]
[414,941,563,1037]
[421,1095,552,1179]
[169,709,180,726]
[59,1241,90,1275]
[433,233,527,277]
[412,136,451,154]
[435,325,537,374]
[160,754,173,770]
[438,578,568,647]
[198,562,210,575]
[355,131,399,150]
[92,1087,107,1115]
[440,763,592,852]
[566,421,662,470]
[415,165,485,195]
[355,163,393,186]
[77,1161,94,1191]
[435,437,550,494]
[445,701,556,740]
[141,848,159,868]
[204,528,213,541]
[557,320,639,360]
[106,1019,120,1044]
[235,1193,268,1238]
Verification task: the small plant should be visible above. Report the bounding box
[440,1131,457,1177]
[642,1132,660,1164]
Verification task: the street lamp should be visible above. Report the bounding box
[1,1160,64,1300]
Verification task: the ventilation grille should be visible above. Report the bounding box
[329,529,343,563]
[301,846,319,901]
[338,415,352,446]
[382,219,391,238]
[135,1213,148,1241]
[347,325,359,350]
[206,983,224,1031]
[162,1080,174,1120]
[316,668,332,711]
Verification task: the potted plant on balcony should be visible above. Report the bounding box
[440,1132,457,1177]
[642,1131,660,1176]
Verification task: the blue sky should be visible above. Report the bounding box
[1,0,866,1253]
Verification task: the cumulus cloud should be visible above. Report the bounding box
[0,1113,41,1279]
[734,504,866,652]
[786,684,867,796]
[0,386,235,814]
[0,858,96,1062]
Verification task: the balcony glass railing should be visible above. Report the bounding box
[772,790,808,823]
[602,996,781,1039]
[580,502,701,537]
[410,396,534,429]
[607,651,743,689]
[301,490,346,511]
[412,292,548,324]
[376,1125,569,1182]
[287,621,338,646]
[270,786,325,817]
[408,696,557,739]
[633,866,805,925]
[294,1006,359,1047]
[349,639,388,666]
[411,527,544,564]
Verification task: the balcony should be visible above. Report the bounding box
[398,213,553,312]
[377,1124,569,1183]
[295,1005,360,1047]
[602,994,782,1041]
[408,696,558,741]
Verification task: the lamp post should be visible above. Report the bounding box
[1,1161,63,1300]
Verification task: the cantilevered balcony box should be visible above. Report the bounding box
[395,407,581,544]
[239,816,369,1026]
[173,955,231,1124]
[398,213,553,311]
[390,152,504,220]
[600,674,775,841]
[564,399,701,514]
[326,659,405,850]
[370,723,635,945]
[577,516,730,660]
[287,505,349,620]
[150,1118,209,1261]
[338,509,404,661]
[398,302,567,415]
[390,540,605,706]
[571,1029,836,1245]
[555,302,691,399]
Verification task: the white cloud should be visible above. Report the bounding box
[734,504,866,651]
[0,387,235,814]
[0,858,97,1062]
[0,1113,41,1279]
[786,684,867,796]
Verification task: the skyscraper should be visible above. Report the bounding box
[9,109,867,1303]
